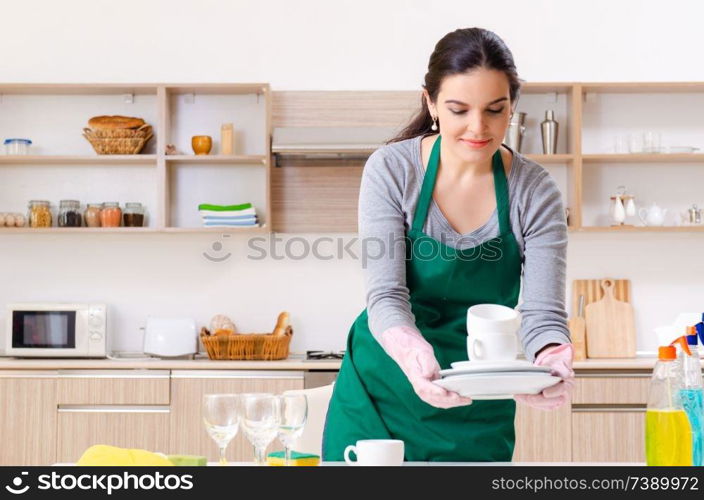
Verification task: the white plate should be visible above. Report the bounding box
[448,360,550,374]
[440,368,551,378]
[434,373,561,399]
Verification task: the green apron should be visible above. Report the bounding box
[322,135,523,462]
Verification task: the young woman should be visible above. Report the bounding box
[322,27,575,462]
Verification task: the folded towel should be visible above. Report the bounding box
[199,208,256,217]
[198,203,253,212]
[203,221,260,227]
[201,214,258,222]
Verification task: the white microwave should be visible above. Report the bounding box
[5,303,107,358]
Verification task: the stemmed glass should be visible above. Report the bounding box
[277,394,308,466]
[240,393,281,465]
[202,394,240,465]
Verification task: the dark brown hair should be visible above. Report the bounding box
[388,27,522,144]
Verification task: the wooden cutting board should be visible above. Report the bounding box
[583,279,636,358]
[571,279,631,317]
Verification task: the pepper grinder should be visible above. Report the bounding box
[541,110,559,154]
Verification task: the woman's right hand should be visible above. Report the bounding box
[379,325,473,409]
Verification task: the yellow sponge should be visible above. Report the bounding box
[167,454,207,466]
[267,451,320,466]
[77,445,173,466]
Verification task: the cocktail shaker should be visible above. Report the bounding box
[541,110,558,154]
[504,112,526,152]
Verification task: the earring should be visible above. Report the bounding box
[431,116,438,132]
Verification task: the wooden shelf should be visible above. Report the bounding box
[525,154,574,164]
[581,82,704,93]
[0,155,157,165]
[0,227,157,234]
[165,155,267,165]
[162,225,267,233]
[0,226,267,234]
[573,226,704,233]
[583,154,704,163]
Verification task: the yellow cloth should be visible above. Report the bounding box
[77,445,173,466]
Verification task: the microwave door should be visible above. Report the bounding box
[12,310,76,354]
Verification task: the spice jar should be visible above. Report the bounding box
[100,202,122,227]
[28,200,52,228]
[84,204,102,228]
[58,200,82,227]
[123,202,145,227]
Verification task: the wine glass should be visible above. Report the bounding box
[277,394,308,466]
[203,394,240,465]
[240,393,281,465]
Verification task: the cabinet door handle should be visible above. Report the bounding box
[171,370,304,379]
[58,405,170,413]
[58,370,170,379]
[572,405,647,413]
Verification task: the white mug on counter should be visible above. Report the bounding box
[344,439,404,466]
[466,304,521,361]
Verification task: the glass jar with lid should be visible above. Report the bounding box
[84,204,102,228]
[100,202,122,227]
[27,200,52,228]
[58,200,82,227]
[123,202,145,227]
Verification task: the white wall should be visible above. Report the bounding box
[1,0,703,354]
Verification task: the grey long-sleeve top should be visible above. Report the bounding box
[359,134,570,362]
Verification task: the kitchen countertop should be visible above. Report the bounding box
[0,354,668,371]
[0,353,342,371]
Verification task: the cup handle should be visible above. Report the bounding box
[344,445,357,465]
[471,338,484,360]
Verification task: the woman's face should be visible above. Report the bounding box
[424,67,513,165]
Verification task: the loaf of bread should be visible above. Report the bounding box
[88,115,145,130]
[273,311,289,336]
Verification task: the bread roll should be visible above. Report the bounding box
[210,314,236,333]
[88,115,145,130]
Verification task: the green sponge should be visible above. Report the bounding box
[267,451,320,466]
[167,454,207,466]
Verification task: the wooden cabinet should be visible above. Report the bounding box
[56,407,170,463]
[0,371,57,465]
[570,373,649,463]
[513,402,572,462]
[57,370,170,405]
[571,410,646,462]
[55,370,171,462]
[169,370,304,462]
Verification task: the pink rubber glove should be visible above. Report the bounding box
[514,343,575,411]
[379,325,473,409]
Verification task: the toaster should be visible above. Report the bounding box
[143,317,197,357]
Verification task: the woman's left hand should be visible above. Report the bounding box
[514,343,574,411]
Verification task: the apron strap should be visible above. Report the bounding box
[412,135,511,235]
[492,148,511,235]
[411,135,441,233]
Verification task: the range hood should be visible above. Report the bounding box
[271,127,399,156]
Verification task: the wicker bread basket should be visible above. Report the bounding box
[82,123,153,154]
[200,325,293,360]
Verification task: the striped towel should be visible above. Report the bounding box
[203,220,259,227]
[200,208,256,217]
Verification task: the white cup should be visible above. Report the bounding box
[344,439,404,466]
[466,304,521,361]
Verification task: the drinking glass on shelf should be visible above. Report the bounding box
[240,393,281,465]
[203,394,240,465]
[643,131,661,153]
[277,394,308,466]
